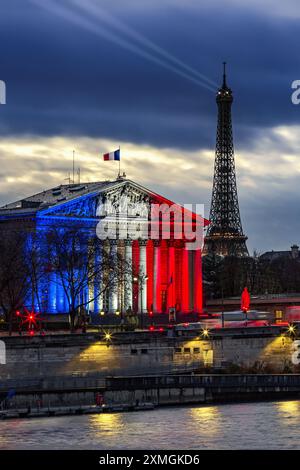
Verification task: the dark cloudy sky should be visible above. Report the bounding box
[1,0,300,253]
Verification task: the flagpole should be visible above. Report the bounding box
[118,145,121,177]
[72,149,75,184]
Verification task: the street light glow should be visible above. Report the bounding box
[288,324,296,335]
[202,328,209,338]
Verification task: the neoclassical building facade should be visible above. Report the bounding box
[0,177,207,315]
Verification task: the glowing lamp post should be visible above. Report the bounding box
[16,308,41,336]
[202,328,209,338]
[288,324,297,338]
[241,287,250,320]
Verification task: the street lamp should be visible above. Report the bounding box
[288,324,297,337]
[202,328,209,338]
[133,274,148,329]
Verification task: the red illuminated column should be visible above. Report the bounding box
[194,248,202,313]
[174,240,183,311]
[146,241,154,312]
[153,240,161,313]
[168,241,175,310]
[182,242,190,312]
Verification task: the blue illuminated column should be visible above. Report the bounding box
[46,241,56,313]
[93,240,102,313]
[48,267,57,313]
[80,234,89,313]
[56,273,66,313]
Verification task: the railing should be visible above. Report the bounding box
[0,374,106,393]
[2,373,300,394]
[106,374,300,390]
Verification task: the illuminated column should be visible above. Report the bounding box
[48,244,57,313]
[194,248,202,314]
[182,242,190,312]
[109,240,118,312]
[124,239,133,310]
[81,235,89,313]
[174,241,183,311]
[139,239,147,313]
[98,242,104,312]
[56,275,65,313]
[93,240,101,313]
[146,241,154,312]
[168,241,175,310]
[153,240,161,313]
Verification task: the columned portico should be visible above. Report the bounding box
[107,238,203,315]
[43,236,203,315]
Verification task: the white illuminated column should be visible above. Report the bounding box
[139,240,147,313]
[97,241,103,312]
[124,239,133,311]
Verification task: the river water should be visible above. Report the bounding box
[0,400,299,450]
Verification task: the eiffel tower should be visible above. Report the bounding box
[204,64,248,257]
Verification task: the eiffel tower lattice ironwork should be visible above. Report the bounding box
[204,63,248,257]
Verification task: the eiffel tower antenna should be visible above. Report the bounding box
[203,63,248,257]
[223,61,227,87]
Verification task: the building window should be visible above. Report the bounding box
[275,310,283,320]
[203,349,213,366]
[193,347,200,354]
[141,349,148,354]
[175,347,182,354]
[131,349,138,355]
[183,347,190,354]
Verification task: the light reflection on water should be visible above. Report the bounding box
[0,401,300,450]
[189,405,221,436]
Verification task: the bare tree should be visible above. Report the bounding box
[0,230,44,335]
[46,225,131,331]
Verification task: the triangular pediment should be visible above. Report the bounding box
[37,180,162,219]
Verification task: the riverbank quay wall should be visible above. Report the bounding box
[3,374,300,409]
[104,374,300,406]
[0,327,297,384]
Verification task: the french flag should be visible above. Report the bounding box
[103,149,120,161]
